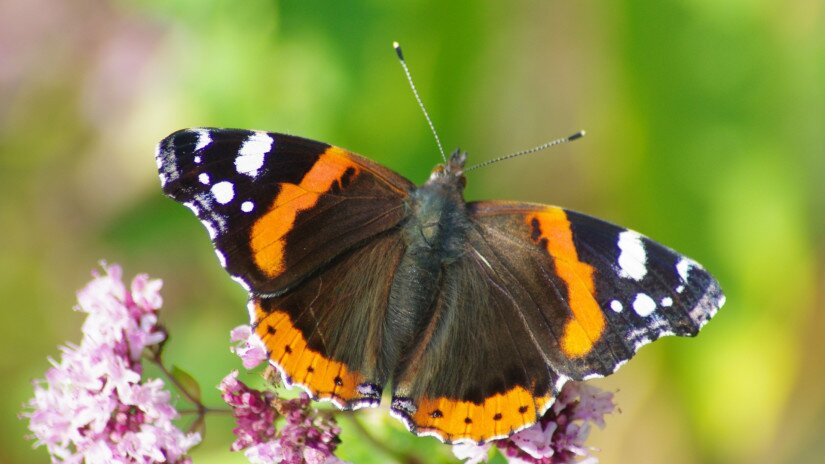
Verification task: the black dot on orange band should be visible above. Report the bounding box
[306,366,314,373]
[430,409,443,419]
[464,417,472,424]
[518,405,528,414]
[493,413,502,421]
[334,376,343,386]
[284,345,292,354]
[530,217,542,241]
[266,325,275,334]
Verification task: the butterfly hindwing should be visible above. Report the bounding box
[156,128,414,295]
[252,230,406,409]
[389,239,561,443]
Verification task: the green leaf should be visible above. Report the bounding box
[171,365,202,404]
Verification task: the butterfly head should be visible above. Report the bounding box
[427,149,467,189]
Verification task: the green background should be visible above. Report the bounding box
[2,1,823,463]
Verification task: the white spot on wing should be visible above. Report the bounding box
[211,181,234,204]
[194,129,212,151]
[194,156,201,164]
[661,297,673,307]
[236,131,272,177]
[610,300,623,312]
[632,293,657,317]
[676,258,693,281]
[198,173,210,184]
[676,285,685,293]
[241,201,254,213]
[617,230,647,280]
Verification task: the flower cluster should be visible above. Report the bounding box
[454,382,615,464]
[220,371,277,452]
[222,325,345,464]
[22,261,612,464]
[23,264,200,463]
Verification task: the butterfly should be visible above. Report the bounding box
[155,126,724,444]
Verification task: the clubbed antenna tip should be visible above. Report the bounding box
[392,41,404,60]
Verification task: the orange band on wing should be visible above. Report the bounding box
[250,147,359,278]
[409,387,554,443]
[528,207,605,358]
[253,303,366,405]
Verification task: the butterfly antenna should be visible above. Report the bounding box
[393,41,447,163]
[464,130,586,172]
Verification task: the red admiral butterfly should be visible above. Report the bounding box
[155,45,724,444]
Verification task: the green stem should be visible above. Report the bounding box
[344,414,422,464]
[148,352,204,413]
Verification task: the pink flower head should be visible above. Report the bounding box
[453,442,492,464]
[220,370,278,451]
[454,382,615,464]
[230,324,268,369]
[276,393,342,464]
[22,263,200,463]
[220,344,347,464]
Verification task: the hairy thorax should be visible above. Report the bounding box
[404,174,470,262]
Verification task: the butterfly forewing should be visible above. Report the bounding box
[468,201,724,379]
[156,128,414,296]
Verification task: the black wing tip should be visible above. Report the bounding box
[155,128,217,194]
[691,278,725,329]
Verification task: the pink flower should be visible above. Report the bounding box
[230,325,268,369]
[225,326,348,463]
[220,371,278,451]
[277,394,342,464]
[22,263,200,463]
[454,382,615,464]
[453,442,492,464]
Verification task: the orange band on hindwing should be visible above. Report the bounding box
[253,302,367,406]
[405,387,554,443]
[527,207,605,358]
[250,147,360,278]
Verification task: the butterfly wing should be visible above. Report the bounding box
[156,128,414,407]
[157,128,414,294]
[389,201,724,443]
[470,201,724,374]
[251,230,406,408]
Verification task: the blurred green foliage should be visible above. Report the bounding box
[2,0,823,463]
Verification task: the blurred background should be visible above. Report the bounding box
[2,0,823,462]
